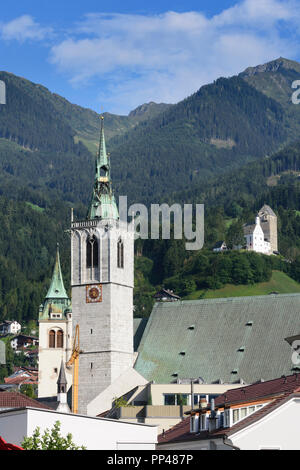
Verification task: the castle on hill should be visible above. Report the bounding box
[243,205,278,255]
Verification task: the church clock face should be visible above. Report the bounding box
[86,284,102,303]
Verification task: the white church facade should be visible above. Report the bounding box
[243,205,278,255]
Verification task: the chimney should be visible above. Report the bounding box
[207,398,218,432]
[200,397,207,409]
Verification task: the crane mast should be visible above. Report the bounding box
[66,324,80,414]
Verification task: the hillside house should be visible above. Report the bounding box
[213,241,227,252]
[10,334,38,351]
[0,321,21,336]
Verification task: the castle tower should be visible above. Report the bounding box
[70,117,134,415]
[38,245,72,398]
[258,205,278,253]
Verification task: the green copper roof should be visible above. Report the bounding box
[45,244,68,300]
[134,294,300,384]
[39,245,71,321]
[88,116,119,220]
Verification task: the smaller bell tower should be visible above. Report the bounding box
[38,245,72,398]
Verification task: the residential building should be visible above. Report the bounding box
[0,367,157,450]
[0,390,51,412]
[157,373,300,450]
[153,289,180,302]
[10,334,38,351]
[4,367,38,387]
[105,381,244,434]
[0,321,21,336]
[213,241,227,252]
[0,407,157,450]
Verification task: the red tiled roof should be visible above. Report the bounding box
[214,373,300,408]
[0,391,52,410]
[158,417,192,444]
[13,366,38,373]
[159,374,300,446]
[158,417,210,445]
[4,377,38,385]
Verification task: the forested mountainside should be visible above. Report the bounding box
[170,139,300,211]
[3,139,300,322]
[0,71,171,206]
[1,59,300,210]
[109,75,288,204]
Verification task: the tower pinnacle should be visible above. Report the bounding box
[87,115,119,220]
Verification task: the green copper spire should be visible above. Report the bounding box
[39,244,71,321]
[96,116,108,172]
[87,116,119,220]
[45,244,68,300]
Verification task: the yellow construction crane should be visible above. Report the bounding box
[66,324,80,414]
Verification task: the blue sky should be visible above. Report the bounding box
[0,0,300,114]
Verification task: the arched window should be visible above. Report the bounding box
[49,329,64,348]
[56,330,64,348]
[49,330,55,348]
[86,235,99,268]
[117,238,124,268]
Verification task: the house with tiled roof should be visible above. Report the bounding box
[153,289,180,302]
[0,321,21,336]
[0,391,51,412]
[10,334,38,351]
[213,241,227,252]
[4,367,38,387]
[157,373,300,450]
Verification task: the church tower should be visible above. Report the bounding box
[258,205,278,253]
[70,117,134,415]
[38,245,72,398]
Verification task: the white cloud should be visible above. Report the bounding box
[49,0,300,113]
[0,15,52,43]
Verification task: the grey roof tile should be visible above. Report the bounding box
[134,294,300,384]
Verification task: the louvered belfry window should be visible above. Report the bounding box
[117,238,124,268]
